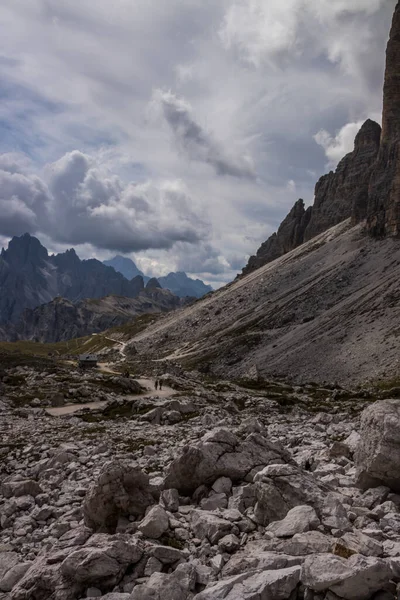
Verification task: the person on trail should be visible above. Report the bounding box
[159,378,163,391]
[155,379,159,391]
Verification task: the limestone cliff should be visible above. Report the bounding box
[242,119,381,276]
[366,1,400,236]
[243,199,311,276]
[306,119,381,239]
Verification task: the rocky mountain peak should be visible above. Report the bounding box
[2,233,48,267]
[353,119,382,152]
[366,1,400,237]
[381,0,400,145]
[242,199,312,276]
[146,277,162,290]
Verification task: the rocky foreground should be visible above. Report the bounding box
[2,362,400,599]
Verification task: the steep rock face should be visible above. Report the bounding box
[242,200,312,276]
[366,1,400,236]
[6,289,185,343]
[242,120,381,276]
[0,234,145,323]
[306,119,381,238]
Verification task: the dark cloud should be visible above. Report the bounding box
[153,90,256,179]
[0,150,208,253]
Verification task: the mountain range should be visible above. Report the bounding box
[103,255,213,298]
[0,234,212,334]
[102,2,400,386]
[4,289,186,343]
[0,234,145,325]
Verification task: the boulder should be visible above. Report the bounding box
[194,566,301,600]
[263,531,333,556]
[1,479,43,499]
[253,464,330,526]
[83,460,155,532]
[355,400,400,491]
[60,534,142,588]
[266,505,320,538]
[0,563,33,593]
[0,554,19,580]
[301,553,392,600]
[163,429,290,495]
[130,564,195,600]
[191,510,233,545]
[138,506,169,539]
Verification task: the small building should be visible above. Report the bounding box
[78,354,98,369]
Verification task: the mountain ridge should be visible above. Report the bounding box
[103,255,213,298]
[0,234,145,324]
[3,288,187,343]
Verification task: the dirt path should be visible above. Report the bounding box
[97,363,175,400]
[104,337,127,358]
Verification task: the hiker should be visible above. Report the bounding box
[155,379,159,391]
[159,378,163,391]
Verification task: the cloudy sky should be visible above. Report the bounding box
[0,0,395,287]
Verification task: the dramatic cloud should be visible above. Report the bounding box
[314,121,364,168]
[0,151,208,252]
[0,0,396,285]
[151,90,256,179]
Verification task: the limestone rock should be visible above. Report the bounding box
[138,506,169,539]
[164,428,290,495]
[242,199,312,276]
[0,563,32,593]
[366,1,400,237]
[301,553,392,600]
[191,510,233,545]
[194,566,301,600]
[83,460,155,532]
[1,479,43,499]
[60,534,142,587]
[253,464,330,526]
[266,505,320,538]
[130,564,195,600]
[355,399,400,491]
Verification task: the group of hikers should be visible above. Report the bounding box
[154,377,163,391]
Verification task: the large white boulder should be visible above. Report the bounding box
[266,505,320,538]
[83,460,155,532]
[194,566,301,600]
[163,428,290,495]
[301,553,392,599]
[138,506,169,539]
[355,399,400,491]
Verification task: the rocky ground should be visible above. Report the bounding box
[2,358,400,599]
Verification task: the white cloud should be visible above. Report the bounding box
[0,0,395,280]
[314,121,364,167]
[150,89,256,179]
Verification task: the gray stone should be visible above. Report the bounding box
[138,506,169,539]
[83,460,154,532]
[0,563,32,593]
[164,429,290,495]
[60,534,143,586]
[355,400,400,492]
[194,566,301,600]
[191,510,233,545]
[301,553,392,599]
[253,464,329,526]
[266,505,320,538]
[160,489,179,512]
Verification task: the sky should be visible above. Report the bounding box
[0,0,396,287]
